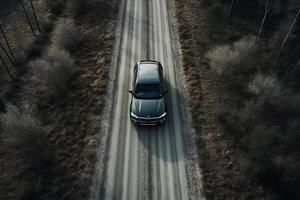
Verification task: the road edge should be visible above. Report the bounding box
[89,0,125,199]
[166,0,206,199]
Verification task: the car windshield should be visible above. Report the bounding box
[134,84,162,99]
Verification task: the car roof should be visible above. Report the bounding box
[136,62,161,84]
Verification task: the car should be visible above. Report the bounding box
[129,60,168,126]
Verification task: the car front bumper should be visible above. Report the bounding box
[130,115,167,125]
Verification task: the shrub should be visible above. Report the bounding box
[208,36,261,90]
[202,2,232,43]
[249,73,300,116]
[66,0,86,18]
[31,47,77,96]
[0,104,52,169]
[248,73,284,98]
[49,0,64,15]
[241,120,300,198]
[209,36,257,75]
[51,18,80,52]
[219,70,300,197]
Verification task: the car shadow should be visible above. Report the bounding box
[135,79,187,163]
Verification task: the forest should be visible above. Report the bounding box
[0,0,118,199]
[174,0,300,199]
[207,0,300,199]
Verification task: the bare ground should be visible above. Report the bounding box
[174,1,277,200]
[0,0,119,199]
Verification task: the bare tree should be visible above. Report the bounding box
[29,0,41,33]
[256,0,271,42]
[20,0,36,36]
[0,24,16,62]
[0,42,14,64]
[49,0,58,9]
[229,0,236,18]
[0,54,13,80]
[280,8,300,51]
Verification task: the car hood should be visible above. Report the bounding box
[131,97,165,118]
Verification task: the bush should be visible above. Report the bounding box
[66,0,86,18]
[208,36,261,90]
[241,120,300,198]
[219,70,300,198]
[0,104,52,169]
[248,73,284,98]
[201,0,300,198]
[51,18,80,52]
[202,2,233,43]
[31,47,77,96]
[49,0,64,15]
[209,36,257,75]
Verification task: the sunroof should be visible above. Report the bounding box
[138,64,160,83]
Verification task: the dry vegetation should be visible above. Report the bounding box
[51,18,80,52]
[0,0,52,109]
[0,0,119,199]
[1,104,52,170]
[30,17,80,97]
[175,0,300,199]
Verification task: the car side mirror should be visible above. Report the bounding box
[129,90,133,94]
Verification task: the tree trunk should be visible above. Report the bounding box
[0,42,14,64]
[29,0,41,33]
[0,24,16,62]
[0,54,13,80]
[229,0,236,18]
[20,0,36,36]
[256,0,270,42]
[280,8,300,51]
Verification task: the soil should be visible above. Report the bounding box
[174,0,277,200]
[0,0,119,199]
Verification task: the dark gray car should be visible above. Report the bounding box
[129,60,168,125]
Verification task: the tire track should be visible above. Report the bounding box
[103,0,136,198]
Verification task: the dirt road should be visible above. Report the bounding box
[90,0,205,199]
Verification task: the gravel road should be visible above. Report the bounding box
[90,0,205,199]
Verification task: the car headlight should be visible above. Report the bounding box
[158,112,166,119]
[130,112,139,118]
